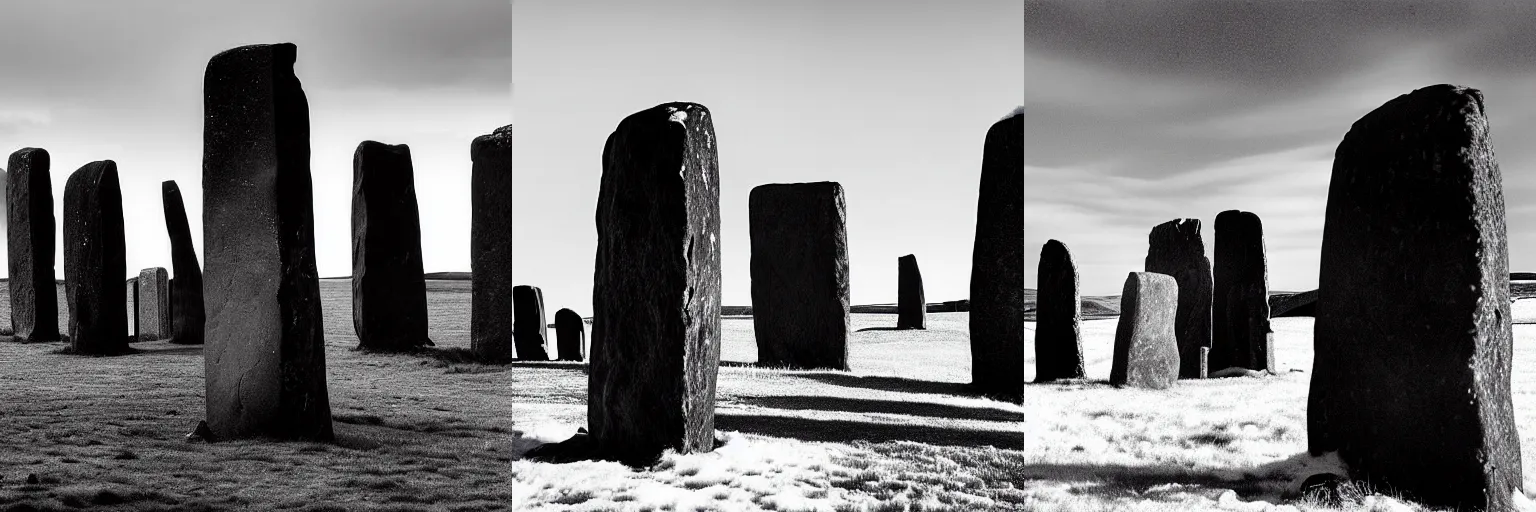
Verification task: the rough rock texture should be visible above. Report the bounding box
[591,102,722,465]
[6,148,60,343]
[1212,210,1271,372]
[970,111,1024,403]
[1145,218,1213,379]
[62,161,129,356]
[512,285,550,360]
[351,141,430,352]
[1109,272,1179,389]
[162,182,203,345]
[1035,239,1084,382]
[1309,84,1523,510]
[201,43,332,442]
[896,254,926,330]
[555,308,586,362]
[471,125,512,363]
[136,268,171,341]
[748,182,850,370]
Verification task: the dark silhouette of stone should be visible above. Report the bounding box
[512,285,549,360]
[1145,218,1212,379]
[1310,84,1521,510]
[471,125,512,363]
[162,182,203,345]
[748,182,850,370]
[201,43,332,442]
[6,148,59,343]
[1035,239,1084,382]
[62,161,129,356]
[970,110,1024,403]
[1212,210,1271,373]
[1269,289,1316,317]
[592,102,722,465]
[351,141,430,352]
[555,308,586,362]
[1109,272,1179,389]
[136,268,170,341]
[897,254,926,329]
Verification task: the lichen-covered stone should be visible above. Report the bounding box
[1035,239,1084,381]
[1109,272,1179,389]
[512,285,549,360]
[970,110,1024,403]
[352,141,430,352]
[162,182,203,345]
[748,182,850,370]
[62,161,129,356]
[471,125,512,363]
[1145,218,1213,379]
[6,148,59,343]
[897,254,926,330]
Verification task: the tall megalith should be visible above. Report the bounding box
[471,125,512,363]
[1212,210,1271,372]
[62,161,129,355]
[897,254,926,330]
[136,268,171,341]
[555,308,586,362]
[162,181,203,345]
[352,140,431,352]
[1035,239,1084,381]
[970,109,1024,402]
[6,148,59,342]
[1145,218,1212,379]
[512,285,549,360]
[1109,272,1179,390]
[748,182,850,370]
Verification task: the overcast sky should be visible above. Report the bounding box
[1026,1,1536,295]
[513,0,1024,312]
[0,0,510,281]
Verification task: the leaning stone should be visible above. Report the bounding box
[554,308,586,361]
[1145,218,1213,379]
[970,109,1024,402]
[6,148,60,342]
[1109,272,1179,389]
[471,125,512,363]
[62,161,129,356]
[162,182,203,345]
[136,268,171,341]
[351,141,431,352]
[512,285,550,360]
[1212,210,1271,372]
[1035,239,1084,382]
[748,181,850,370]
[896,254,926,329]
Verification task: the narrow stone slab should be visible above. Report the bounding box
[162,182,203,345]
[352,141,430,352]
[471,125,512,363]
[1212,210,1271,372]
[1109,272,1179,389]
[1035,239,1084,381]
[202,43,332,441]
[592,102,722,465]
[6,148,59,343]
[136,268,170,341]
[1145,218,1213,379]
[555,308,586,362]
[62,161,129,355]
[1310,84,1522,510]
[748,181,850,370]
[970,110,1024,402]
[513,285,549,360]
[897,254,926,330]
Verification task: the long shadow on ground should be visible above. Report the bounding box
[715,413,1021,449]
[798,373,977,397]
[742,395,1022,422]
[1020,461,1285,504]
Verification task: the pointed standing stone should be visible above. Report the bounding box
[6,148,60,343]
[554,308,586,362]
[970,110,1024,402]
[1310,84,1522,510]
[748,182,850,370]
[162,182,203,345]
[592,102,722,465]
[1035,239,1084,382]
[351,141,431,352]
[202,43,332,441]
[1145,218,1213,379]
[897,254,926,330]
[62,161,129,355]
[1212,210,1271,372]
[471,125,512,363]
[513,285,549,360]
[136,268,171,341]
[1109,272,1179,389]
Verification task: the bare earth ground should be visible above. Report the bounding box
[0,281,1024,511]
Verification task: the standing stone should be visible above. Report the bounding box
[1145,218,1213,379]
[748,182,850,370]
[202,43,332,441]
[555,308,586,362]
[1310,84,1522,510]
[62,161,129,356]
[1035,239,1084,382]
[970,109,1024,402]
[162,182,203,345]
[1212,210,1271,373]
[897,254,926,330]
[351,141,430,352]
[512,285,549,360]
[6,148,60,342]
[136,268,170,341]
[1109,272,1179,389]
[592,102,722,465]
[130,277,139,340]
[471,125,512,363]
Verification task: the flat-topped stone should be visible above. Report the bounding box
[7,148,59,343]
[471,125,512,363]
[1109,272,1179,389]
[748,181,850,370]
[352,140,431,352]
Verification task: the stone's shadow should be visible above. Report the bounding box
[715,413,1022,449]
[742,395,1022,422]
[413,346,586,373]
[853,326,924,332]
[128,345,204,356]
[799,372,978,397]
[1020,462,1274,502]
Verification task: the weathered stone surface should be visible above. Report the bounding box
[1035,239,1084,382]
[162,182,203,345]
[1145,218,1212,379]
[471,125,512,363]
[136,268,171,341]
[970,110,1024,402]
[62,161,129,355]
[897,254,926,329]
[6,148,59,343]
[1310,84,1522,510]
[555,308,586,362]
[202,43,332,441]
[1212,210,1271,372]
[129,277,138,340]
[748,182,850,370]
[1109,272,1179,389]
[592,102,722,465]
[512,285,549,360]
[351,141,430,352]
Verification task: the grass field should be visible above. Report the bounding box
[0,280,1025,511]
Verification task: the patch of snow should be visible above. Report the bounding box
[1517,490,1536,512]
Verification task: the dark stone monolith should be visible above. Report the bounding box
[591,102,722,465]
[352,141,430,352]
[202,43,332,441]
[1212,210,1271,373]
[1035,239,1084,382]
[1109,272,1179,389]
[6,148,59,343]
[1145,218,1212,379]
[62,161,129,356]
[555,308,586,362]
[162,182,203,345]
[748,182,850,370]
[1309,84,1522,510]
[471,125,512,363]
[970,110,1024,403]
[897,254,925,330]
[136,268,170,341]
[513,285,549,360]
